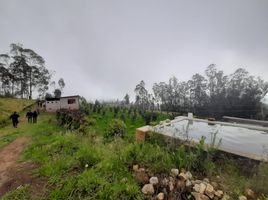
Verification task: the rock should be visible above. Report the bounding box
[186,179,192,187]
[161,178,169,186]
[191,192,210,200]
[244,188,254,199]
[214,190,224,198]
[139,167,145,172]
[179,172,187,181]
[132,164,139,172]
[185,171,193,180]
[176,179,186,189]
[239,195,247,200]
[169,176,175,183]
[205,183,214,199]
[157,192,165,200]
[170,168,179,177]
[149,176,159,185]
[211,181,218,190]
[193,183,206,194]
[203,178,210,183]
[142,184,155,195]
[169,181,174,191]
[134,171,149,184]
[193,180,202,184]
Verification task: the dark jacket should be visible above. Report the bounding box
[10,113,20,122]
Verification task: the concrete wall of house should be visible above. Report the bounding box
[46,100,60,112]
[60,97,79,110]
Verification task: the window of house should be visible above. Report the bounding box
[68,99,76,104]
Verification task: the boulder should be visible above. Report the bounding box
[157,192,165,200]
[191,192,210,200]
[149,176,159,185]
[170,168,179,177]
[205,183,214,199]
[142,184,155,195]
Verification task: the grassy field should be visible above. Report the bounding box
[0,97,35,122]
[0,100,268,200]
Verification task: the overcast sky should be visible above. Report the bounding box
[1,0,268,101]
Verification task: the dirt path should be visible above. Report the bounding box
[0,136,32,196]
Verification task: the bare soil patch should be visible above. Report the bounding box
[0,136,46,197]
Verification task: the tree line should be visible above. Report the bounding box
[0,44,65,99]
[132,65,268,119]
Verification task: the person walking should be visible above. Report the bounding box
[26,110,33,123]
[10,112,20,128]
[32,110,38,123]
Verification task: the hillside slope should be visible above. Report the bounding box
[0,98,35,122]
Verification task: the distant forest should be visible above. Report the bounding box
[131,65,268,119]
[1,44,268,119]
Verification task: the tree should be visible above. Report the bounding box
[0,43,52,99]
[134,80,149,110]
[58,78,65,91]
[54,89,62,98]
[188,73,208,115]
[124,93,130,105]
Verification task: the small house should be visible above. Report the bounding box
[45,95,79,112]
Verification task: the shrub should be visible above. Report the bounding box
[56,110,86,130]
[104,119,126,140]
[121,142,174,173]
[75,144,102,168]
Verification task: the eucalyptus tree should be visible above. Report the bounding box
[0,43,52,99]
[134,80,150,110]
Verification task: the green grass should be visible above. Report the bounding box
[0,97,34,121]
[1,103,268,199]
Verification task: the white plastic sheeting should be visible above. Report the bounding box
[154,117,268,161]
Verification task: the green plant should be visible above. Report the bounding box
[1,185,30,200]
[104,119,126,140]
[250,162,268,194]
[75,144,102,168]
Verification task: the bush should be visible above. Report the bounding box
[121,142,174,173]
[104,119,126,140]
[75,144,102,168]
[56,110,86,130]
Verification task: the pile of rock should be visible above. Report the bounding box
[133,165,226,200]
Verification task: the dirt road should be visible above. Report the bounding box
[0,137,32,196]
